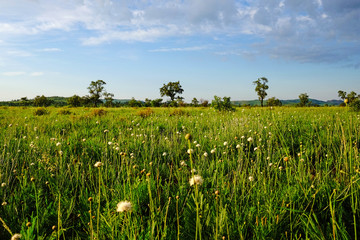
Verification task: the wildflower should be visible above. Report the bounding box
[195,144,201,148]
[82,138,86,142]
[203,152,208,157]
[56,142,61,147]
[247,137,253,142]
[185,133,192,140]
[104,129,109,133]
[248,176,254,182]
[94,162,103,168]
[180,161,187,166]
[191,169,197,173]
[59,151,63,155]
[2,202,7,206]
[210,149,216,154]
[1,183,5,187]
[241,136,245,139]
[11,233,22,240]
[236,144,241,149]
[223,141,228,146]
[189,175,203,186]
[187,149,194,154]
[117,201,132,212]
[283,157,289,162]
[108,142,113,145]
[344,98,349,104]
[162,152,167,156]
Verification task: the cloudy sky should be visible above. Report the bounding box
[0,0,359,101]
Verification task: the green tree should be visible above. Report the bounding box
[160,81,184,103]
[253,77,269,107]
[34,95,50,107]
[266,97,282,107]
[191,98,199,107]
[338,90,347,100]
[211,96,235,111]
[346,91,358,104]
[88,80,106,107]
[103,92,114,107]
[67,95,82,107]
[151,98,163,107]
[20,97,30,106]
[144,98,152,107]
[298,93,311,107]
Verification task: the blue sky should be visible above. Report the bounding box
[0,0,359,102]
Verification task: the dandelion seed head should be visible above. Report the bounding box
[189,175,203,186]
[117,201,132,212]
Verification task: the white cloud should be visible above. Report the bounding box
[0,0,359,65]
[2,72,26,76]
[30,72,44,76]
[39,48,62,52]
[149,46,207,52]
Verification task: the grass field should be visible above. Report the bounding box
[0,106,359,240]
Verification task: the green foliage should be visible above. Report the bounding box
[33,95,51,107]
[253,77,269,107]
[191,97,199,107]
[33,107,48,115]
[87,80,106,107]
[298,93,312,107]
[266,97,282,106]
[160,81,184,103]
[67,95,82,107]
[350,99,360,112]
[211,96,235,111]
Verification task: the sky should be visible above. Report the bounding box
[0,0,359,102]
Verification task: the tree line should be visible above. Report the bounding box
[1,78,359,110]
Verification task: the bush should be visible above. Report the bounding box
[58,109,72,115]
[211,96,235,112]
[91,108,107,117]
[350,99,360,112]
[137,108,154,118]
[169,109,189,116]
[34,108,48,116]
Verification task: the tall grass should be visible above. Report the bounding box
[0,106,359,239]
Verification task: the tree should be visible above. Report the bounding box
[338,90,347,100]
[103,92,114,107]
[253,77,269,107]
[267,97,282,107]
[298,93,311,107]
[191,97,199,107]
[88,80,106,107]
[34,95,50,107]
[20,97,30,106]
[160,81,184,103]
[151,98,163,107]
[144,98,152,107]
[67,95,82,107]
[347,91,358,104]
[211,96,235,111]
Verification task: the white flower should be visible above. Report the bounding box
[162,152,167,156]
[236,144,241,149]
[116,201,132,212]
[180,160,187,166]
[195,144,201,148]
[56,142,61,147]
[187,149,194,154]
[203,152,208,157]
[11,233,22,240]
[94,162,103,168]
[108,141,113,145]
[223,141,228,146]
[104,129,109,133]
[189,175,203,186]
[1,183,6,187]
[210,149,216,154]
[247,137,253,142]
[248,176,254,182]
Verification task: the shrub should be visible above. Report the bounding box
[137,108,154,118]
[169,109,188,116]
[350,99,360,112]
[91,108,107,117]
[58,109,72,115]
[211,96,235,112]
[34,107,48,116]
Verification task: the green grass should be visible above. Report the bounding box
[0,106,359,239]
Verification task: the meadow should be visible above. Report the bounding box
[0,106,359,240]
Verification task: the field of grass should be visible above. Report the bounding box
[0,106,359,239]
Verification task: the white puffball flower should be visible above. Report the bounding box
[56,142,61,147]
[116,201,132,212]
[203,152,208,157]
[162,152,167,156]
[210,149,216,154]
[11,233,22,240]
[195,144,201,148]
[236,144,241,149]
[1,183,6,187]
[187,149,194,154]
[248,176,254,182]
[108,141,113,145]
[247,137,253,142]
[189,175,203,186]
[180,160,187,166]
[94,162,103,168]
[223,141,228,146]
